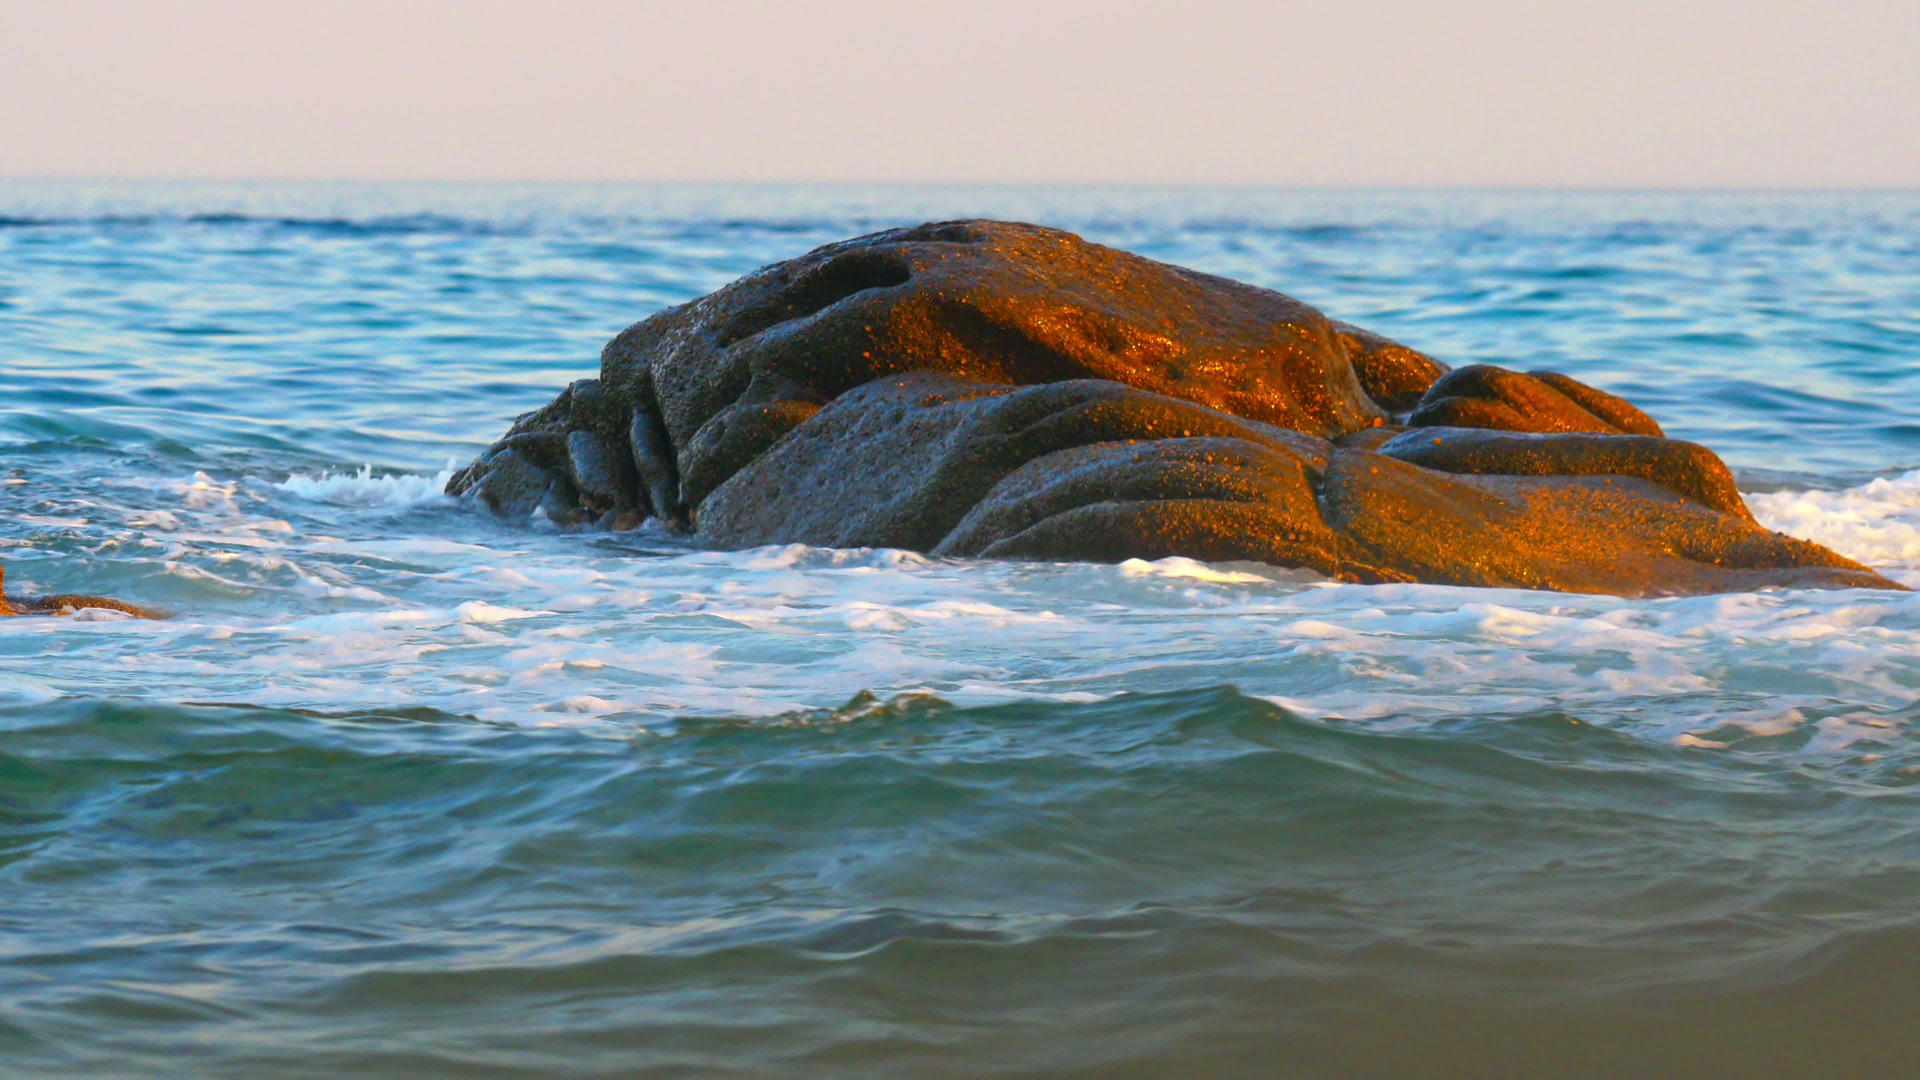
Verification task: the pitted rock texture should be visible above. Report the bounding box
[448,220,1901,596]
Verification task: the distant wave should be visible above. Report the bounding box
[0,212,515,236]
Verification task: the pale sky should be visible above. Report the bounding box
[2,0,1915,186]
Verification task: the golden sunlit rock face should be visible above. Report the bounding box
[449,220,1900,596]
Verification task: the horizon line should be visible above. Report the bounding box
[4,174,1919,195]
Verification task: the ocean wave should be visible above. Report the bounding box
[0,212,515,236]
[5,691,1920,1076]
[277,463,457,508]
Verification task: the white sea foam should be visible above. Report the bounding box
[277,463,457,507]
[13,461,1919,755]
[1748,467,1920,572]
[1118,556,1274,584]
[455,600,549,624]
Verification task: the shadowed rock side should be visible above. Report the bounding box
[448,220,1901,596]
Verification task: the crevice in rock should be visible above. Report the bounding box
[629,398,686,531]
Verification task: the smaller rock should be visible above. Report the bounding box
[535,472,584,525]
[0,563,165,619]
[1319,447,1890,594]
[1334,321,1450,413]
[678,398,823,511]
[566,429,636,514]
[1377,427,1750,520]
[466,448,555,519]
[1409,365,1663,436]
[937,436,1338,570]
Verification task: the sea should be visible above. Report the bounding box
[3,181,1918,1078]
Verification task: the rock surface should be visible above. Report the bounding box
[448,220,1901,596]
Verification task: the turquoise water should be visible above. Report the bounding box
[4,182,1920,1076]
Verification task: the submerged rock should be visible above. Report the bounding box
[449,220,1900,596]
[0,563,164,618]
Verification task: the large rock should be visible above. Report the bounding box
[448,220,1901,596]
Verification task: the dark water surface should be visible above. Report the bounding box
[3,182,1919,1076]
